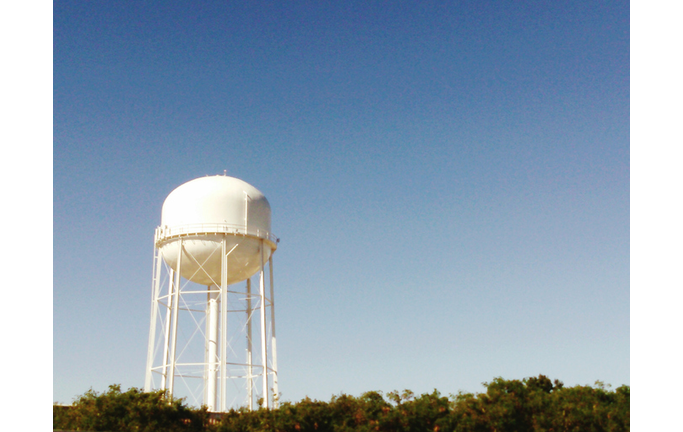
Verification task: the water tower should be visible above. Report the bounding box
[144,175,279,411]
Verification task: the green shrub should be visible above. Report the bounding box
[53,384,209,432]
[54,376,629,432]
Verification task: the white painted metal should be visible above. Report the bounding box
[203,289,210,404]
[269,256,279,407]
[157,176,275,286]
[167,240,183,398]
[145,175,279,412]
[206,288,219,411]
[160,270,174,391]
[219,238,228,412]
[144,248,163,391]
[161,176,270,233]
[259,240,269,408]
[246,278,253,411]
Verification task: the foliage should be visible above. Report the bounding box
[446,376,628,432]
[53,384,210,432]
[54,376,629,432]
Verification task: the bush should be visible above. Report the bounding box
[54,376,629,432]
[53,384,209,432]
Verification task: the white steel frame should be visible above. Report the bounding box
[145,232,279,412]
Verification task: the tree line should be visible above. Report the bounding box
[54,375,629,431]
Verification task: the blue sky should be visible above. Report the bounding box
[53,1,629,405]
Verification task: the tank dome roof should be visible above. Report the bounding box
[161,175,271,234]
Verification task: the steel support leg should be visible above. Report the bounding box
[145,248,163,391]
[259,240,269,408]
[268,256,279,407]
[206,286,219,411]
[167,239,183,398]
[246,278,253,410]
[160,268,175,391]
[219,237,228,411]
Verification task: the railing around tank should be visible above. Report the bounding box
[155,223,279,247]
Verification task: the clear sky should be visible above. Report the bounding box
[53,1,629,405]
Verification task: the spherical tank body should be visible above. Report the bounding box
[156,175,276,286]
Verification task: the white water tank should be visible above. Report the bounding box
[155,175,277,285]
